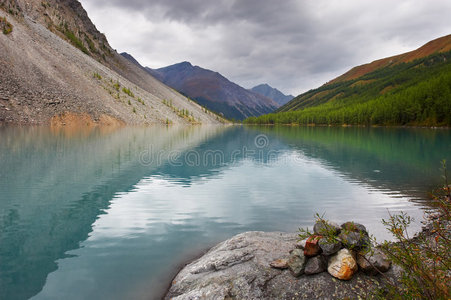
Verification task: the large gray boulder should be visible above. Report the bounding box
[165,231,401,299]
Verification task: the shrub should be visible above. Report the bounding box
[299,161,450,299]
[113,81,120,91]
[84,35,97,54]
[63,28,89,55]
[122,87,134,98]
[376,160,450,299]
[1,17,13,35]
[93,72,102,80]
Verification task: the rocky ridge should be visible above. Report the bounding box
[145,61,279,121]
[251,84,294,106]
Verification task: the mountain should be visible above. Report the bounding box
[330,35,451,84]
[246,34,451,127]
[0,0,224,125]
[251,84,293,106]
[145,62,278,120]
[120,52,145,69]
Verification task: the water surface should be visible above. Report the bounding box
[0,125,449,299]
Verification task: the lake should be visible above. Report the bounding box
[0,125,450,299]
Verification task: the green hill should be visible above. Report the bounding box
[245,35,451,127]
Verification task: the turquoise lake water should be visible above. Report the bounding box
[0,125,450,299]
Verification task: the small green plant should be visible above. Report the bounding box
[299,213,336,240]
[122,87,134,98]
[132,107,136,113]
[1,17,13,35]
[113,81,120,91]
[93,72,102,80]
[128,99,131,105]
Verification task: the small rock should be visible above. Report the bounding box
[295,238,307,249]
[314,221,341,235]
[328,249,358,280]
[319,239,342,256]
[290,248,304,257]
[338,231,370,249]
[305,255,327,275]
[288,249,307,277]
[304,235,322,257]
[270,258,289,269]
[341,222,368,235]
[357,249,391,275]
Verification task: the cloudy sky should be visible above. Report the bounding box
[79,0,451,95]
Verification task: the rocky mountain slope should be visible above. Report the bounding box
[145,61,279,120]
[0,0,224,125]
[251,84,293,106]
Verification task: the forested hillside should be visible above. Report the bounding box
[246,36,451,127]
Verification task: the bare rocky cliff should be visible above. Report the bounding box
[0,0,225,125]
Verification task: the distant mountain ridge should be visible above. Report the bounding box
[251,84,293,106]
[144,61,279,120]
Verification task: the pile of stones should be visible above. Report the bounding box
[270,221,391,280]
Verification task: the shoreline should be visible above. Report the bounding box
[162,231,397,299]
[163,212,446,299]
[242,123,451,129]
[159,246,213,300]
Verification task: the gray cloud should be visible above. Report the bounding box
[80,0,451,95]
